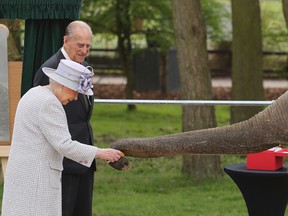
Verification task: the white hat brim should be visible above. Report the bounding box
[42,67,93,96]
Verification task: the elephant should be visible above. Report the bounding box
[108,90,288,171]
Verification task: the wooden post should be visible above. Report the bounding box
[0,144,10,176]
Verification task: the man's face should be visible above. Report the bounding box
[63,28,92,64]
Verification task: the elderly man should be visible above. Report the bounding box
[33,20,96,216]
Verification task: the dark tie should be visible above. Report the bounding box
[83,95,90,109]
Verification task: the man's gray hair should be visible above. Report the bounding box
[65,21,93,37]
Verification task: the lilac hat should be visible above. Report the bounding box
[42,59,94,95]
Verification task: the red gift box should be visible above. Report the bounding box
[246,147,288,171]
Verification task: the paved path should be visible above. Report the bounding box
[212,77,288,89]
[93,75,127,85]
[93,75,288,89]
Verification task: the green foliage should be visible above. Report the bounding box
[202,0,231,42]
[81,0,229,50]
[261,1,288,51]
[81,0,116,34]
[216,0,288,51]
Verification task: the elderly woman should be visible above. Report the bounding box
[1,59,123,216]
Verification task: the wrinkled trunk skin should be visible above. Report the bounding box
[112,91,288,158]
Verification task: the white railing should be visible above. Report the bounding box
[94,99,273,106]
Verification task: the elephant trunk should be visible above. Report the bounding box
[112,91,288,158]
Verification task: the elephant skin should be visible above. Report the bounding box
[110,91,288,170]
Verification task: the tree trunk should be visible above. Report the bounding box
[172,0,222,178]
[231,0,264,124]
[282,0,288,28]
[115,0,135,110]
[282,0,288,76]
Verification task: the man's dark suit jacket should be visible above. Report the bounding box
[33,49,96,174]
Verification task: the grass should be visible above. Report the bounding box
[92,156,248,216]
[1,104,286,215]
[91,104,248,216]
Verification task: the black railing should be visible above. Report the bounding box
[86,49,288,78]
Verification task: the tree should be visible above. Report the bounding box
[81,0,174,110]
[282,0,288,75]
[172,0,222,178]
[230,0,264,124]
[115,0,135,110]
[282,0,288,29]
[81,0,228,108]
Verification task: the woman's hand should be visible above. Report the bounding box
[96,148,124,163]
